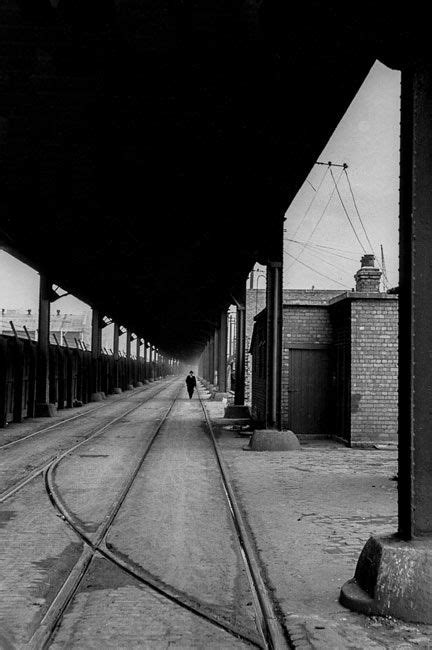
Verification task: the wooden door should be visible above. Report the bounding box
[287,345,334,435]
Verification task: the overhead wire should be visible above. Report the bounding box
[285,161,391,292]
[284,250,349,288]
[289,244,356,279]
[288,165,330,240]
[343,168,390,289]
[286,167,344,271]
[329,167,367,254]
[285,237,359,262]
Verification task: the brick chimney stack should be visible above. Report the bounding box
[355,254,382,293]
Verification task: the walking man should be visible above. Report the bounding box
[185,370,197,399]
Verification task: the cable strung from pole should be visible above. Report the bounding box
[294,245,356,278]
[284,250,349,288]
[330,168,367,253]
[285,237,359,261]
[344,168,376,255]
[286,168,344,271]
[288,165,330,241]
[343,168,390,290]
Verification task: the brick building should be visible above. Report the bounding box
[250,256,398,446]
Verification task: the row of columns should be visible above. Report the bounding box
[35,282,179,414]
[199,251,283,430]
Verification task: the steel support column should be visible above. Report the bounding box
[112,323,120,391]
[340,65,432,624]
[36,275,53,415]
[205,342,210,381]
[90,308,102,398]
[265,260,283,430]
[235,286,246,405]
[142,339,147,380]
[113,324,120,359]
[208,336,215,386]
[218,310,228,392]
[213,327,219,387]
[398,66,432,539]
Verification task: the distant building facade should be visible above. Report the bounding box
[0,309,91,348]
[249,256,398,446]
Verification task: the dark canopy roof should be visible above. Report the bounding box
[0,0,424,356]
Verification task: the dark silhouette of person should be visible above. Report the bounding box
[185,371,197,399]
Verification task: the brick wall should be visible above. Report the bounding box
[349,297,398,445]
[250,291,398,446]
[245,288,340,404]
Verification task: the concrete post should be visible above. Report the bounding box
[265,260,282,430]
[35,275,55,416]
[340,65,432,624]
[218,310,228,392]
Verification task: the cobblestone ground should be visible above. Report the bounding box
[0,383,169,497]
[0,384,154,447]
[0,478,82,647]
[204,394,432,650]
[52,382,180,536]
[105,390,260,643]
[50,556,251,649]
[3,379,261,648]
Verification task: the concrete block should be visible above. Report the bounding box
[135,381,144,387]
[90,392,104,402]
[126,384,134,391]
[340,535,432,623]
[213,393,229,402]
[213,392,230,401]
[35,402,57,417]
[224,405,251,419]
[245,429,301,452]
[111,387,122,394]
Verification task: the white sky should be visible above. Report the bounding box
[283,60,400,290]
[0,59,400,314]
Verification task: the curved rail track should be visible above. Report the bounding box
[10,379,288,649]
[0,380,168,451]
[0,379,175,504]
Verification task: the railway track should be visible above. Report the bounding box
[0,379,168,451]
[0,379,175,504]
[4,378,288,649]
[196,384,288,650]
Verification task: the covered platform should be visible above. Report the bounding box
[2,0,432,640]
